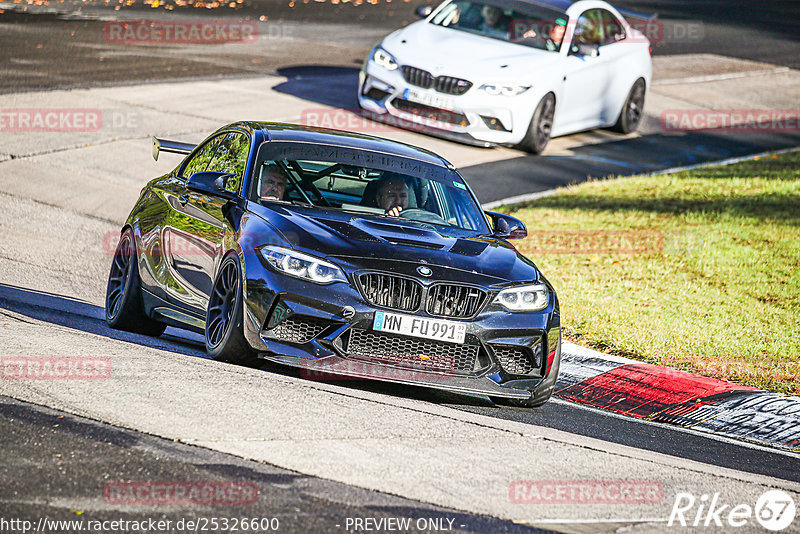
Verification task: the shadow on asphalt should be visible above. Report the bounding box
[0,283,489,408]
[0,283,208,359]
[274,65,360,110]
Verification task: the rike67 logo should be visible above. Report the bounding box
[669,489,796,531]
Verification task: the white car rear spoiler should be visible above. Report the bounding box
[152,136,196,161]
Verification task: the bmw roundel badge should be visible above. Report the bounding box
[417,266,432,277]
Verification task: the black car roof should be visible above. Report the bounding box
[234,121,452,169]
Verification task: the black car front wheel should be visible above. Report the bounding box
[612,78,646,134]
[105,228,166,336]
[517,93,556,154]
[205,254,254,363]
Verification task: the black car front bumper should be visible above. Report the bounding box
[241,255,561,401]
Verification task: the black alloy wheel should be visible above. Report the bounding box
[205,255,254,363]
[613,78,646,134]
[105,228,166,336]
[518,93,556,154]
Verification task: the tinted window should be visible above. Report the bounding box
[207,132,250,194]
[574,9,625,46]
[430,0,568,52]
[573,9,604,46]
[600,10,625,44]
[182,135,224,179]
[249,153,489,233]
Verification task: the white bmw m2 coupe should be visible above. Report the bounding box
[359,0,652,153]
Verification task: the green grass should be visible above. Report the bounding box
[500,151,800,394]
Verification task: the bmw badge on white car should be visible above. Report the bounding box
[359,0,652,153]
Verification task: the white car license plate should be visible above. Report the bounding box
[402,88,456,111]
[373,311,466,344]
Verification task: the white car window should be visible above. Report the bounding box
[574,9,625,47]
[430,0,568,52]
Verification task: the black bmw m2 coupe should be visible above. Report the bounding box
[106,122,560,406]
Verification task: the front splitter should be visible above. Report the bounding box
[258,352,533,400]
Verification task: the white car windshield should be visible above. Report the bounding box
[430,0,568,52]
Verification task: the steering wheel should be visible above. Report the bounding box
[400,209,449,225]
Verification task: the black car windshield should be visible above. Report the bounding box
[429,0,568,52]
[250,142,490,233]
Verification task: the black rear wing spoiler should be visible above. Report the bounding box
[152,136,196,161]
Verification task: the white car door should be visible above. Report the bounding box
[555,9,614,134]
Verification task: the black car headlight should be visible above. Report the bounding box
[261,246,347,284]
[372,46,399,71]
[493,283,549,312]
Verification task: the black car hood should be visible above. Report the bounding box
[250,203,540,284]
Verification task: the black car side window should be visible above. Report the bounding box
[182,135,224,180]
[206,132,250,194]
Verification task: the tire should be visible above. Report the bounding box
[517,93,556,154]
[105,228,167,337]
[612,78,646,134]
[205,254,255,363]
[490,394,551,409]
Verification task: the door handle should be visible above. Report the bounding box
[178,194,189,206]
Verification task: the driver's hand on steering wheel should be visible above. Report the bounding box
[386,206,403,217]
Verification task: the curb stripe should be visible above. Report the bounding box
[554,354,799,453]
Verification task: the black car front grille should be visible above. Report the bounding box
[401,66,434,89]
[359,273,422,311]
[391,98,469,126]
[345,328,479,374]
[435,75,473,95]
[493,344,542,376]
[264,314,332,344]
[359,274,488,318]
[401,66,472,95]
[427,284,487,318]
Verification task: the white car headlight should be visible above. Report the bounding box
[493,283,549,311]
[480,84,531,96]
[373,47,399,71]
[261,246,347,285]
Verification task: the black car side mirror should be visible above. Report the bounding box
[486,211,527,239]
[187,171,236,200]
[415,4,433,18]
[569,43,600,57]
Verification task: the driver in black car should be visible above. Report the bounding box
[375,175,411,217]
[259,164,288,201]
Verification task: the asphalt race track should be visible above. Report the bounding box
[1,1,799,532]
